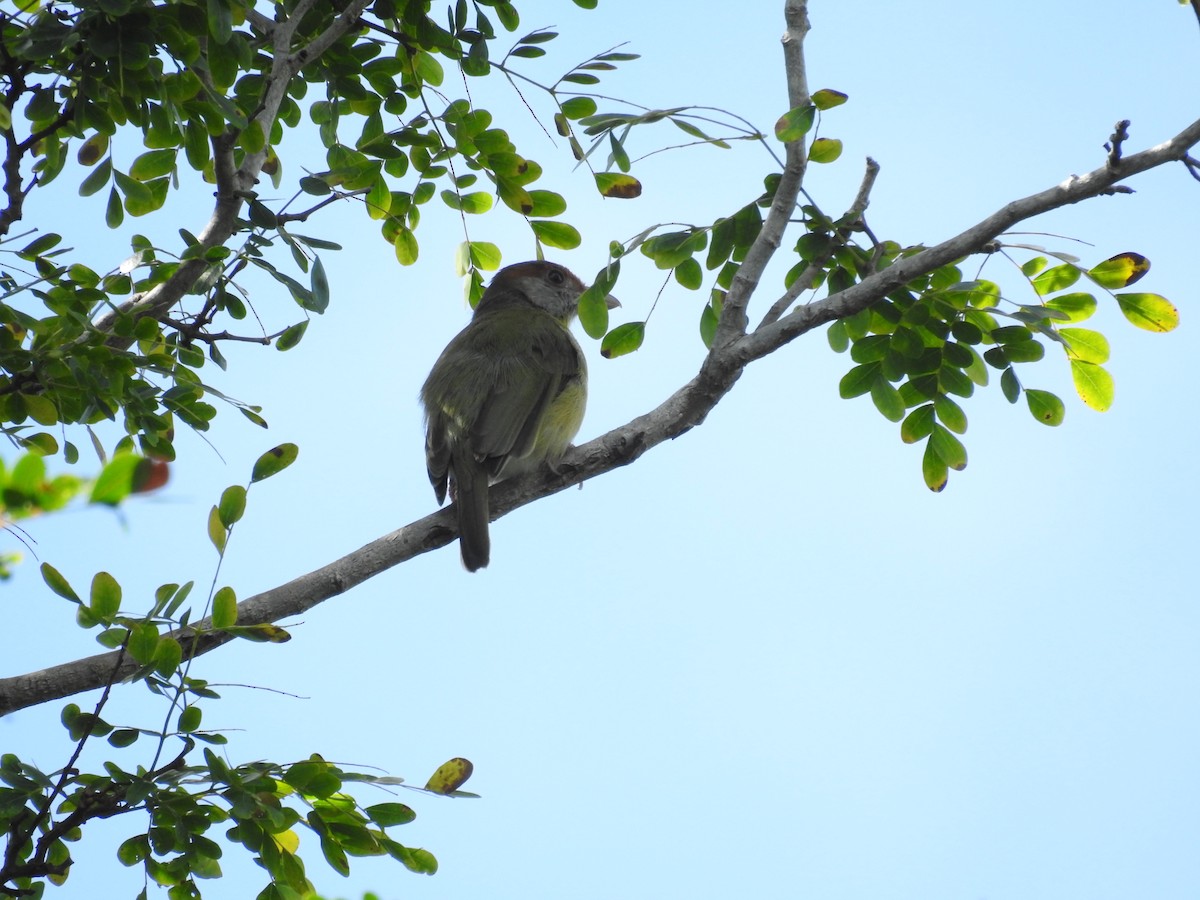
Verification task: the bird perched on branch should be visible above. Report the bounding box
[421,260,619,571]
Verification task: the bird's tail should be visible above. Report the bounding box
[452,454,490,572]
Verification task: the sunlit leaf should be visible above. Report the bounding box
[1044,291,1097,323]
[1031,263,1080,296]
[1060,327,1110,364]
[1087,252,1149,289]
[1114,292,1179,332]
[1070,360,1114,411]
[808,137,843,164]
[530,220,581,250]
[1025,389,1064,426]
[424,757,474,795]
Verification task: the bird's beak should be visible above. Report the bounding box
[605,295,621,309]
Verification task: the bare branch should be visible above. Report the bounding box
[1105,119,1131,169]
[758,155,880,328]
[709,0,811,349]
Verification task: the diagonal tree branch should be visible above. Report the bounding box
[3,12,1199,718]
[5,113,1200,717]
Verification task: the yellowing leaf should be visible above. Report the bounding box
[1070,360,1114,411]
[425,757,473,795]
[1087,252,1149,289]
[808,137,843,164]
[1060,327,1110,364]
[811,88,848,110]
[594,172,642,198]
[272,830,300,854]
[774,104,815,141]
[1114,292,1179,333]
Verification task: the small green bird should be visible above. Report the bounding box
[421,260,617,571]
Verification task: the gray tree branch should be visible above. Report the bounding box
[3,9,1199,718]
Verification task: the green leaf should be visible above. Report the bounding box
[929,424,967,471]
[811,88,849,110]
[808,137,843,164]
[870,376,905,422]
[1060,327,1110,364]
[594,172,642,198]
[674,257,703,290]
[1044,291,1097,323]
[933,394,967,434]
[109,729,141,749]
[560,96,597,119]
[577,284,611,339]
[774,105,815,141]
[699,302,719,349]
[1025,389,1064,426]
[839,363,879,399]
[207,0,232,42]
[252,444,299,482]
[310,256,330,313]
[366,803,417,827]
[1031,263,1080,296]
[901,404,935,444]
[827,320,849,353]
[212,586,238,628]
[129,149,177,181]
[530,220,581,250]
[394,227,419,265]
[90,454,142,505]
[526,190,566,217]
[105,186,124,228]
[1114,292,1179,332]
[129,622,159,664]
[276,321,309,350]
[154,637,183,677]
[208,505,227,554]
[1000,367,1021,403]
[600,322,645,359]
[178,705,202,733]
[1070,360,1114,411]
[921,440,948,493]
[89,572,122,621]
[1020,256,1048,278]
[1087,252,1149,289]
[468,241,502,272]
[218,485,247,528]
[42,562,80,602]
[79,156,113,196]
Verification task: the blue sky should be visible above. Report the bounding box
[4,2,1199,898]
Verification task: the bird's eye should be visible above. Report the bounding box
[547,268,564,285]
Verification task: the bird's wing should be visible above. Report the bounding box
[469,312,581,471]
